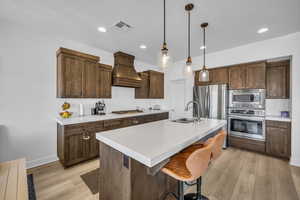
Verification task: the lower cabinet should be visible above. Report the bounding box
[266,120,291,159]
[57,112,169,167]
[228,135,266,153]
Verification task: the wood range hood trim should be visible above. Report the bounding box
[112,51,142,88]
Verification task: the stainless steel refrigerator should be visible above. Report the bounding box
[193,84,228,148]
[193,84,228,120]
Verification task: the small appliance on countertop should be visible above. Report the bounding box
[280,111,290,118]
[91,101,106,115]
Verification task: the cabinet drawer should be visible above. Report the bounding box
[229,136,266,153]
[153,112,169,121]
[104,119,124,130]
[266,120,290,129]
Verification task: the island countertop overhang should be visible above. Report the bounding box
[96,119,227,168]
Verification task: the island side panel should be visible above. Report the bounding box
[99,142,131,200]
[99,142,178,200]
[130,159,177,200]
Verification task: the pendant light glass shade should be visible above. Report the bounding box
[199,23,210,82]
[183,4,194,77]
[160,0,169,70]
[199,67,210,82]
[183,56,193,77]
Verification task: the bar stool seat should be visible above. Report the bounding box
[161,140,215,200]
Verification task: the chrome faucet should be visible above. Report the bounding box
[185,101,201,121]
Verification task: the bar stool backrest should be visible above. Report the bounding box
[211,130,227,160]
[185,139,215,180]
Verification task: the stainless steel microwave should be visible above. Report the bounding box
[229,89,265,109]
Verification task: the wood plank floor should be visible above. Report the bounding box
[31,148,300,200]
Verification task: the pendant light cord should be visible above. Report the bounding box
[188,11,191,58]
[163,0,166,44]
[203,27,206,67]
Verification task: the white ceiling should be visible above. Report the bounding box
[1,0,300,65]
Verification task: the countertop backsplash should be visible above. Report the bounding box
[265,99,291,117]
[56,86,167,117]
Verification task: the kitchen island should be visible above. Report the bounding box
[96,119,226,200]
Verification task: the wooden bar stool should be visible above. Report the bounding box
[161,139,215,200]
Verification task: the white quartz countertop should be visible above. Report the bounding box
[56,110,169,125]
[96,119,226,168]
[266,115,291,122]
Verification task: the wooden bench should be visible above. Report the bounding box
[0,158,28,200]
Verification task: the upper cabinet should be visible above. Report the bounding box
[195,67,229,86]
[245,62,266,89]
[229,61,266,89]
[57,48,112,98]
[135,70,164,99]
[228,65,246,89]
[97,64,113,98]
[266,60,290,99]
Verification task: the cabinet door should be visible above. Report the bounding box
[135,73,149,99]
[88,132,99,158]
[266,61,290,99]
[245,62,266,89]
[83,60,98,98]
[266,126,291,159]
[59,55,84,98]
[97,64,112,98]
[149,71,164,98]
[229,65,246,89]
[65,132,90,166]
[210,67,229,85]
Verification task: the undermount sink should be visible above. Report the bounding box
[172,118,197,123]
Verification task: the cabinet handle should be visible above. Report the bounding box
[83,135,90,140]
[133,120,139,124]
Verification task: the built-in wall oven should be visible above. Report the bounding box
[228,89,266,141]
[229,89,265,109]
[228,109,265,141]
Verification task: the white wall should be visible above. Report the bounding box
[167,32,300,166]
[0,23,167,168]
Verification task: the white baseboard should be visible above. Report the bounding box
[290,157,300,167]
[26,155,58,169]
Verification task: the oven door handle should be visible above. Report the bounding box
[228,115,265,121]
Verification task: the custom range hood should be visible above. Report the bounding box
[112,51,142,88]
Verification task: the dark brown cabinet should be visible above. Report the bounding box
[266,60,290,99]
[229,135,266,153]
[97,64,112,98]
[135,70,164,99]
[229,65,246,89]
[195,67,229,86]
[266,120,291,159]
[229,62,266,89]
[83,60,98,98]
[245,62,266,89]
[57,112,169,167]
[135,73,150,99]
[57,48,100,98]
[57,47,112,98]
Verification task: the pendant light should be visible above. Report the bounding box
[199,23,210,82]
[183,3,194,77]
[161,0,169,68]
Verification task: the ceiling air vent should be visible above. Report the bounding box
[112,21,133,32]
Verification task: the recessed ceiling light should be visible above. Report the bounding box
[257,27,269,34]
[200,45,206,50]
[97,27,107,33]
[140,44,147,49]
